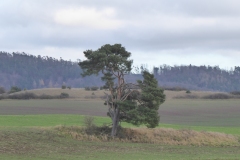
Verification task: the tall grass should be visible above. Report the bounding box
[55,125,239,147]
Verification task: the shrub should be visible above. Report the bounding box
[174,95,199,99]
[84,116,95,128]
[59,92,69,99]
[3,92,69,100]
[0,86,5,94]
[62,85,66,89]
[85,87,90,91]
[202,93,232,99]
[8,92,37,99]
[67,86,71,90]
[186,90,191,94]
[84,95,97,99]
[39,94,55,99]
[162,86,187,91]
[91,86,99,91]
[9,86,21,94]
[230,91,240,95]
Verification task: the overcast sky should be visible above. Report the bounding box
[1,0,240,69]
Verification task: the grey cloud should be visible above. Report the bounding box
[0,0,240,66]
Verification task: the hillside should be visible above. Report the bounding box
[0,51,239,92]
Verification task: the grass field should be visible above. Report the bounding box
[1,89,240,159]
[1,127,240,160]
[1,114,240,136]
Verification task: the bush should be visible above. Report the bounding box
[202,93,232,99]
[59,92,69,99]
[62,85,66,89]
[84,116,95,128]
[2,92,70,100]
[91,86,99,91]
[85,87,90,91]
[162,86,187,91]
[38,94,55,99]
[67,86,71,90]
[8,92,37,99]
[186,90,191,94]
[174,95,199,99]
[0,86,5,94]
[230,91,240,95]
[9,86,22,94]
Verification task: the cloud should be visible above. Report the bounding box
[54,7,124,30]
[0,0,240,68]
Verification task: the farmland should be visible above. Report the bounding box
[0,89,240,159]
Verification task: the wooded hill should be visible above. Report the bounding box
[0,51,239,92]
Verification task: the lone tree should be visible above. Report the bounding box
[79,44,165,137]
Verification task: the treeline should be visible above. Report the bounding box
[152,64,240,92]
[0,52,239,92]
[0,51,102,90]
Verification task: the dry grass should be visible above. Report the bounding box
[14,88,108,100]
[13,88,234,100]
[169,90,240,99]
[55,126,239,147]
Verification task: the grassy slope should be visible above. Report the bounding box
[1,128,240,160]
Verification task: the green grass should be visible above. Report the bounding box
[1,114,240,136]
[0,115,111,127]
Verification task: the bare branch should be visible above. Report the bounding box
[120,90,140,101]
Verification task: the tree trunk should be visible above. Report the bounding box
[111,109,120,137]
[110,74,124,137]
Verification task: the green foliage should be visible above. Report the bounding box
[62,85,67,89]
[9,86,22,94]
[79,44,132,94]
[119,71,165,128]
[79,44,132,77]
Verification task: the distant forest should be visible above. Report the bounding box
[0,51,239,92]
